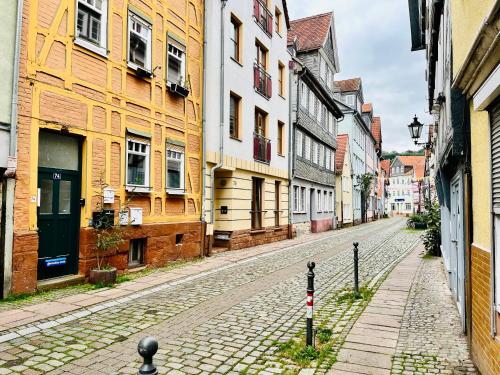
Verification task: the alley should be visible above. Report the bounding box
[0,218,422,374]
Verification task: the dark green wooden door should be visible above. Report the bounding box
[37,168,80,280]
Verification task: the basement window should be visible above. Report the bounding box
[127,12,152,73]
[175,234,183,245]
[129,238,145,267]
[75,0,107,56]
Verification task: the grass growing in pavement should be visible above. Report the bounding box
[335,286,374,305]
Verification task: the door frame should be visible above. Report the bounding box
[36,131,82,279]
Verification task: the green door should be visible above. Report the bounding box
[37,169,81,281]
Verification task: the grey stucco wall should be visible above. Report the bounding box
[291,177,335,225]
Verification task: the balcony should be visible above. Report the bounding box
[253,0,273,36]
[254,64,272,99]
[253,133,271,164]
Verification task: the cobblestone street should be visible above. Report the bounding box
[0,218,474,374]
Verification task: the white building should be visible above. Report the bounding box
[204,0,291,251]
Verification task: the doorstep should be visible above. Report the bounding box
[37,274,85,291]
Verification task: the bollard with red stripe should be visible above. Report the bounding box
[306,261,316,347]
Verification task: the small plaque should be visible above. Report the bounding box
[45,257,67,267]
[103,188,115,204]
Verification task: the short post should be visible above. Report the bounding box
[138,336,158,375]
[306,261,315,347]
[353,242,359,297]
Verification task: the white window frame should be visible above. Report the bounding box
[127,11,152,72]
[75,0,108,57]
[312,142,318,164]
[126,138,151,192]
[317,190,322,212]
[167,41,186,86]
[301,187,306,212]
[296,131,303,157]
[166,143,185,193]
[293,186,300,212]
[319,144,325,168]
[304,136,311,161]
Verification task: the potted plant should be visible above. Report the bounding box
[89,177,126,285]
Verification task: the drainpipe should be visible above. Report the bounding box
[208,0,227,254]
[200,0,209,257]
[287,61,295,238]
[2,0,23,298]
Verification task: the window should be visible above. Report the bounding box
[277,121,285,155]
[304,136,311,160]
[405,203,412,211]
[329,192,333,212]
[326,149,331,170]
[126,138,150,189]
[275,181,280,227]
[319,144,325,168]
[343,177,350,192]
[76,0,107,54]
[296,131,303,157]
[275,7,282,34]
[129,238,145,267]
[128,12,152,71]
[278,62,285,96]
[316,98,321,123]
[308,90,315,116]
[251,178,263,230]
[293,186,299,212]
[317,190,322,212]
[166,143,185,191]
[256,41,267,70]
[230,93,241,139]
[324,191,328,211]
[346,94,355,106]
[329,113,336,135]
[300,82,308,108]
[301,187,306,212]
[319,56,325,80]
[230,16,241,62]
[167,39,186,86]
[312,142,318,164]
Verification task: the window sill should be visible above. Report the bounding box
[127,62,153,79]
[230,57,243,67]
[250,229,266,235]
[230,136,242,142]
[125,185,152,193]
[74,38,107,58]
[166,189,187,196]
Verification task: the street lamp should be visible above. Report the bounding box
[407,115,433,149]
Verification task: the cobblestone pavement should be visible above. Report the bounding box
[391,255,477,375]
[0,218,421,374]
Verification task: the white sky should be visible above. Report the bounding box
[286,0,433,152]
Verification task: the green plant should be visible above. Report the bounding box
[316,328,333,344]
[336,286,374,304]
[358,173,374,223]
[407,213,426,229]
[421,198,441,256]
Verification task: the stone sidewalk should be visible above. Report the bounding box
[328,246,477,375]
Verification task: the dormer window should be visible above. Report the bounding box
[128,12,152,73]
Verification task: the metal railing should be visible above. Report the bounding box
[253,132,271,164]
[254,63,272,99]
[253,0,273,35]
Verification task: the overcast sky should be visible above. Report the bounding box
[287,0,433,152]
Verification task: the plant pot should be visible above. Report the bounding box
[89,267,117,285]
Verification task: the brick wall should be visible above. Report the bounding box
[470,245,500,375]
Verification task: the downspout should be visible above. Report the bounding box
[200,0,208,257]
[2,0,23,298]
[287,62,294,239]
[208,0,226,254]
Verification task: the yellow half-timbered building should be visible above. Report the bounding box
[9,0,204,295]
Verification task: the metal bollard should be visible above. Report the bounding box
[138,336,158,375]
[306,261,316,347]
[353,242,359,297]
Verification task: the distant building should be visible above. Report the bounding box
[335,134,353,227]
[288,12,343,235]
[387,156,425,216]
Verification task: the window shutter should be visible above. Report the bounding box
[254,66,260,90]
[267,14,273,34]
[254,135,259,158]
[267,76,272,98]
[266,141,272,162]
[491,100,500,208]
[253,0,260,19]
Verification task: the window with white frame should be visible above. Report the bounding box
[317,190,322,212]
[128,12,152,71]
[319,56,325,79]
[126,138,150,188]
[343,203,350,219]
[326,149,331,170]
[167,39,186,86]
[312,142,318,164]
[304,136,311,160]
[301,187,306,211]
[300,82,308,109]
[319,144,325,168]
[296,131,303,157]
[346,94,355,106]
[308,90,315,116]
[331,151,335,172]
[76,0,107,53]
[316,98,321,123]
[293,186,300,212]
[324,190,328,211]
[166,143,185,191]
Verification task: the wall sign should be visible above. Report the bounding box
[45,257,67,267]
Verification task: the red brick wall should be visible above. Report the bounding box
[470,245,500,375]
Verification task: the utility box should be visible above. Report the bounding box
[130,208,143,226]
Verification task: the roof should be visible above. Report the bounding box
[335,134,349,173]
[371,117,382,150]
[288,12,332,52]
[362,103,373,113]
[334,78,361,93]
[398,155,426,179]
[381,159,391,177]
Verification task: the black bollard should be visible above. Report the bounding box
[306,261,316,347]
[138,336,158,375]
[353,242,359,297]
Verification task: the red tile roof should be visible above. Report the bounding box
[381,159,391,177]
[335,134,349,173]
[334,78,361,92]
[371,117,382,150]
[288,12,332,52]
[399,155,426,180]
[362,103,373,113]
